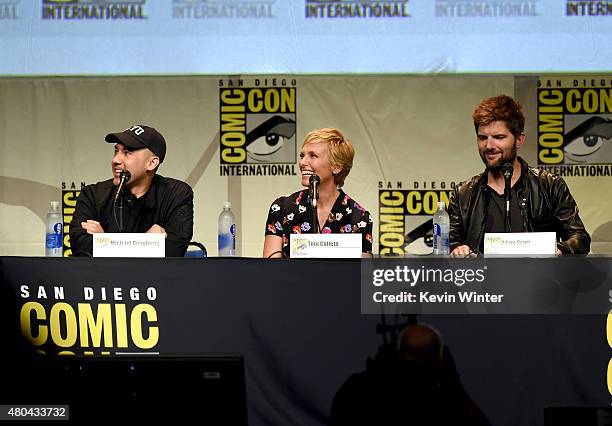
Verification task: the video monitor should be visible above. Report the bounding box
[3,354,247,423]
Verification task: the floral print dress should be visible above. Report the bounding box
[265,189,373,258]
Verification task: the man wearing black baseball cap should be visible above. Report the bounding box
[69,125,193,257]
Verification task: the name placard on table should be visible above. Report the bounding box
[290,234,362,258]
[93,233,165,258]
[484,232,556,256]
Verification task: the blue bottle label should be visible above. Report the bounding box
[46,233,62,249]
[218,233,230,249]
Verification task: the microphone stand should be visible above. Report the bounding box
[309,175,320,234]
[311,198,319,234]
[113,171,131,233]
[502,163,513,233]
[504,181,511,233]
[116,192,125,233]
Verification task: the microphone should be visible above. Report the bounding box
[309,174,320,209]
[502,162,513,232]
[309,174,320,234]
[113,170,131,205]
[113,170,131,233]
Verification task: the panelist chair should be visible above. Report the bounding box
[184,241,207,258]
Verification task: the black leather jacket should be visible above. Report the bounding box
[448,157,590,255]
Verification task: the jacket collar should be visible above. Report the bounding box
[477,156,530,193]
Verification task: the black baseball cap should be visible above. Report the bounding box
[105,125,166,163]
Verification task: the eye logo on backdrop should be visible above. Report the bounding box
[536,77,612,177]
[305,0,411,18]
[378,181,454,256]
[218,78,298,177]
[42,0,147,20]
[0,0,19,19]
[173,0,275,19]
[435,0,538,17]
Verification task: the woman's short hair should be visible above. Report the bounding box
[303,128,355,187]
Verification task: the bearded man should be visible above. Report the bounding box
[448,95,590,257]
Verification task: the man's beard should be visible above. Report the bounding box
[481,145,517,173]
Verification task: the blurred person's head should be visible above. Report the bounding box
[397,324,444,374]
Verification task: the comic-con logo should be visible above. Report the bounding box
[18,283,159,356]
[62,182,86,257]
[0,0,19,19]
[290,237,309,257]
[219,78,297,176]
[305,0,410,18]
[173,0,275,19]
[378,181,454,256]
[435,0,538,17]
[42,0,147,20]
[537,77,612,177]
[566,0,612,16]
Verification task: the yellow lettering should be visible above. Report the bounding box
[50,302,78,348]
[115,304,128,348]
[379,191,404,207]
[380,233,404,248]
[20,302,48,346]
[538,133,564,149]
[248,89,263,112]
[221,114,245,133]
[539,90,563,105]
[221,148,246,163]
[539,148,563,164]
[220,89,245,104]
[380,247,404,255]
[131,304,159,350]
[78,303,113,348]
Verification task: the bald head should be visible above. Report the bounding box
[397,324,443,366]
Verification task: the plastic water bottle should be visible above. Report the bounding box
[433,201,450,256]
[218,202,236,256]
[45,201,63,257]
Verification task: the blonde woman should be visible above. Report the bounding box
[263,128,372,258]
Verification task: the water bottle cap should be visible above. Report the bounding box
[50,201,60,212]
[437,202,445,209]
[223,201,231,209]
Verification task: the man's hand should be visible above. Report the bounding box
[81,220,105,235]
[147,224,167,236]
[451,244,474,258]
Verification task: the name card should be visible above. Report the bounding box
[93,233,165,258]
[290,234,362,258]
[484,232,557,256]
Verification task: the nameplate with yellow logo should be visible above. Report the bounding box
[290,234,362,258]
[93,233,165,258]
[484,232,556,256]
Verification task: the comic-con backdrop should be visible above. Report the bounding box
[0,75,611,257]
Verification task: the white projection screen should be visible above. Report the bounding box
[0,0,611,76]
